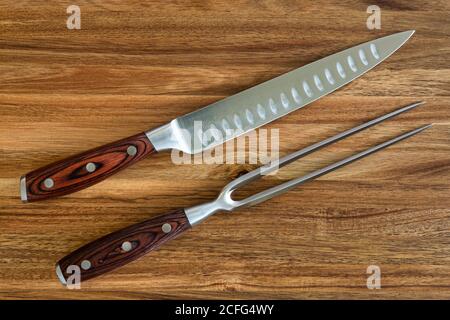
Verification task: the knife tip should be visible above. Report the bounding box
[405,29,415,37]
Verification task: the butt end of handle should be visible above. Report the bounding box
[20,176,28,203]
[55,264,67,286]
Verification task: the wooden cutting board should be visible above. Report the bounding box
[0,0,449,299]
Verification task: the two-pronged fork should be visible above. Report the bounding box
[56,102,429,284]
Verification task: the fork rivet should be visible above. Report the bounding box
[162,223,172,233]
[81,260,91,270]
[121,241,132,252]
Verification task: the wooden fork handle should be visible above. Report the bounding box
[56,208,191,284]
[21,132,156,202]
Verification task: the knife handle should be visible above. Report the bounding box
[21,132,156,202]
[56,208,191,284]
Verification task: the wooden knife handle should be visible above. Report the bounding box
[21,132,156,202]
[56,208,191,284]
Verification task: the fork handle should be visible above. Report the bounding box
[21,132,156,202]
[56,208,191,284]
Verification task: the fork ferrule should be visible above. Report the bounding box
[185,191,236,226]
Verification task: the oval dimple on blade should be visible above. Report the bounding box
[176,31,415,153]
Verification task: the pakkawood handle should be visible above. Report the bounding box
[21,132,156,202]
[56,209,191,284]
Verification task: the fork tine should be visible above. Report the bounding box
[235,124,431,208]
[222,101,424,193]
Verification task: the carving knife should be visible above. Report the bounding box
[20,30,415,202]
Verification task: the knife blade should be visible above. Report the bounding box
[20,30,414,202]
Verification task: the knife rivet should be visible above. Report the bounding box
[121,241,132,252]
[86,162,96,173]
[81,260,91,270]
[162,223,172,233]
[44,178,54,189]
[127,146,137,156]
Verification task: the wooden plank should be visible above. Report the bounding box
[0,0,449,299]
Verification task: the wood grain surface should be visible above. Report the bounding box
[0,0,449,299]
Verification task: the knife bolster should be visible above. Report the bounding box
[146,120,192,153]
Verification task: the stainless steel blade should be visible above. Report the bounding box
[147,30,414,153]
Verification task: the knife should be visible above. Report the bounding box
[21,30,415,202]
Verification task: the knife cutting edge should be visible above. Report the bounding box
[55,101,430,283]
[21,30,415,202]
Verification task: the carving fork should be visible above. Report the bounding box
[56,102,430,284]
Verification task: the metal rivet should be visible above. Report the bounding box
[44,178,54,189]
[81,260,91,270]
[162,223,172,233]
[121,241,132,252]
[86,162,96,173]
[127,146,137,156]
